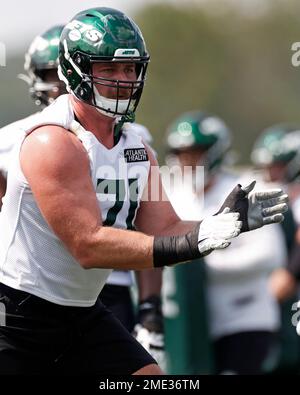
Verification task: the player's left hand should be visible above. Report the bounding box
[133,295,167,371]
[216,180,288,232]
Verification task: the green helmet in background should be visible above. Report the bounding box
[251,124,300,182]
[166,111,232,174]
[58,7,149,118]
[22,25,66,107]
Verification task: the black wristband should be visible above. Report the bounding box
[153,223,201,267]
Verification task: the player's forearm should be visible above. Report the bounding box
[73,209,244,270]
[76,220,202,270]
[78,227,154,270]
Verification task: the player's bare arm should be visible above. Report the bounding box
[20,125,156,270]
[21,125,243,271]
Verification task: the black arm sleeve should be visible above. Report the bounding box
[153,223,201,267]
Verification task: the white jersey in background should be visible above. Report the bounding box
[0,94,150,306]
[165,170,287,339]
[0,113,40,177]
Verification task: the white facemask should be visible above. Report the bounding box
[93,86,134,118]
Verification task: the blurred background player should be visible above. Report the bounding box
[251,124,300,299]
[0,24,66,207]
[251,124,300,373]
[164,111,288,374]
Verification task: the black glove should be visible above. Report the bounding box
[216,180,288,232]
[133,295,166,370]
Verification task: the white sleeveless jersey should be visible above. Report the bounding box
[0,94,150,306]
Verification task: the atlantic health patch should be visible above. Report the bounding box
[124,148,149,163]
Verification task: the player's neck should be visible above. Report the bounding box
[71,96,115,148]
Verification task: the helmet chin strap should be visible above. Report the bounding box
[113,111,135,143]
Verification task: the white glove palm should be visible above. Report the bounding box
[198,208,242,255]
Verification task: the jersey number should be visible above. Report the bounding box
[97,178,139,230]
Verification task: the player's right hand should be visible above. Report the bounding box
[198,208,242,256]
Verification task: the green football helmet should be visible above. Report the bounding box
[251,124,300,182]
[166,111,232,174]
[22,25,66,107]
[58,7,149,118]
